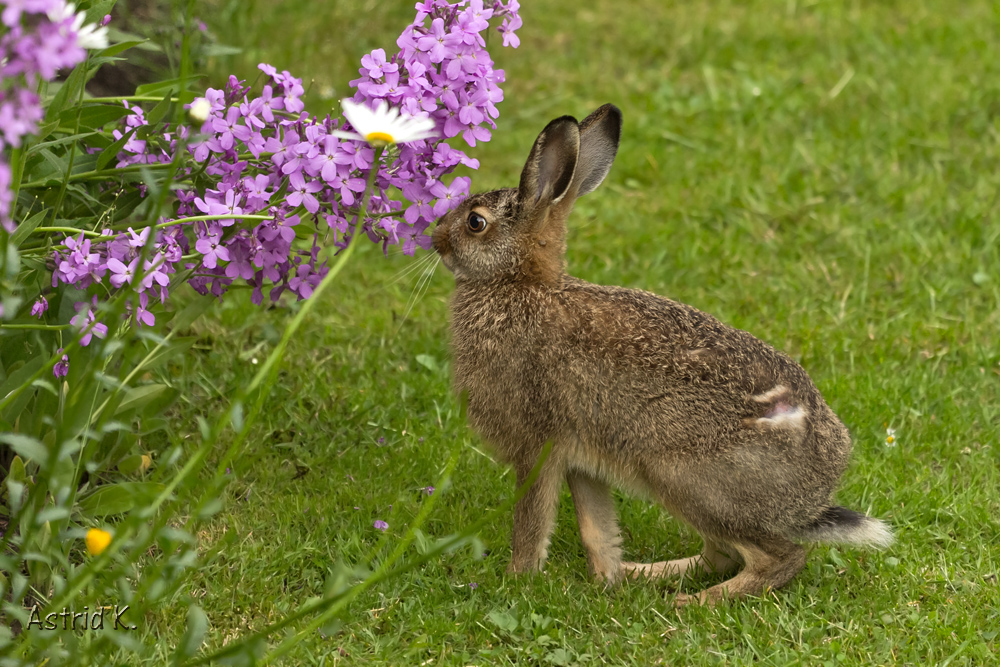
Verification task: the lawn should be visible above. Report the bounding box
[142,0,1000,663]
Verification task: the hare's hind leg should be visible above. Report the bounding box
[675,537,805,606]
[622,537,740,580]
[566,471,623,583]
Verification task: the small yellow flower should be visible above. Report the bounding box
[139,454,152,473]
[86,528,112,556]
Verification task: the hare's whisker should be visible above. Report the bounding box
[383,252,435,289]
[395,256,439,336]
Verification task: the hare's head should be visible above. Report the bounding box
[432,104,622,284]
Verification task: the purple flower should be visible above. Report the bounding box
[224,238,255,280]
[106,255,139,288]
[430,177,471,216]
[373,520,388,531]
[468,582,478,589]
[500,14,522,48]
[417,18,462,63]
[286,172,323,214]
[135,292,155,327]
[195,227,231,269]
[424,486,434,496]
[30,296,48,318]
[53,349,69,378]
[70,297,108,347]
[360,48,398,78]
[288,261,323,299]
[139,255,171,292]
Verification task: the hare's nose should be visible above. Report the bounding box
[431,221,451,256]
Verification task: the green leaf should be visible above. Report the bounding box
[10,210,47,249]
[415,354,438,372]
[98,39,146,59]
[5,456,26,485]
[488,610,520,633]
[0,434,46,464]
[201,44,243,57]
[27,131,102,155]
[230,401,244,432]
[35,507,70,523]
[138,337,197,372]
[196,416,211,442]
[37,148,70,180]
[117,454,144,475]
[0,356,45,423]
[43,62,89,124]
[168,295,214,332]
[174,604,209,662]
[59,104,133,131]
[135,77,196,98]
[95,127,137,171]
[77,481,166,517]
[196,498,224,520]
[114,384,176,417]
[146,92,173,126]
[83,0,117,26]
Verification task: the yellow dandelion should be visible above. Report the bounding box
[86,528,112,556]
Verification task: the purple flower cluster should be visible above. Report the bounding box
[51,225,183,330]
[40,1,521,376]
[48,0,520,315]
[0,0,107,229]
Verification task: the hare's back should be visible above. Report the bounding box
[556,278,823,423]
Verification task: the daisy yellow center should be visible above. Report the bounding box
[365,131,395,146]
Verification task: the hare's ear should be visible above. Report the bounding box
[518,116,581,208]
[571,103,622,197]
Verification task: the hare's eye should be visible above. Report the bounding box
[467,212,487,233]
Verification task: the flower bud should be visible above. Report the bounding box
[139,454,152,472]
[189,98,212,125]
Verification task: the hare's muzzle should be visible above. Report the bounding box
[431,220,452,261]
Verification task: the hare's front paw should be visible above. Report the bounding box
[506,559,544,575]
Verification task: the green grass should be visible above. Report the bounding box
[145,0,1000,663]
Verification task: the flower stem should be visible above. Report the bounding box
[86,96,183,104]
[32,227,103,237]
[153,213,274,229]
[0,324,70,330]
[19,163,176,189]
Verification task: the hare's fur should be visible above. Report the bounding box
[432,104,891,605]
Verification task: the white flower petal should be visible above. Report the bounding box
[338,98,438,146]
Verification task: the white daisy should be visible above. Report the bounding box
[333,99,436,147]
[885,427,896,448]
[48,1,109,50]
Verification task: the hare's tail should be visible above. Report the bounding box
[795,506,894,548]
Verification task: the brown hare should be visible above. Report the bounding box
[431,104,892,605]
